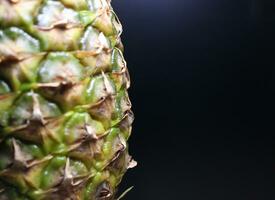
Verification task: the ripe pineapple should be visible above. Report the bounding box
[0,0,136,199]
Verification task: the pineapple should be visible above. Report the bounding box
[0,0,136,199]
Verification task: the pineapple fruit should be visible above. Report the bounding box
[0,0,136,199]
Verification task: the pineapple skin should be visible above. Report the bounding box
[0,0,135,199]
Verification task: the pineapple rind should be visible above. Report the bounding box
[0,0,134,199]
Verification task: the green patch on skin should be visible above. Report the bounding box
[63,112,105,145]
[41,156,66,189]
[0,93,17,127]
[85,74,115,104]
[93,11,121,38]
[111,48,125,73]
[80,26,111,51]
[0,80,10,94]
[84,171,111,200]
[102,128,119,157]
[0,182,30,200]
[60,0,89,10]
[79,11,97,27]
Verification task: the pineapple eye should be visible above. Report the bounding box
[69,159,89,178]
[0,27,40,58]
[41,156,66,189]
[86,73,115,104]
[10,92,61,126]
[63,112,105,144]
[36,1,79,29]
[34,1,89,51]
[36,1,97,30]
[0,28,42,90]
[0,138,44,171]
[81,26,111,51]
[0,0,42,27]
[111,48,126,72]
[38,53,83,84]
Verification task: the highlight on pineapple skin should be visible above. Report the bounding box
[0,0,136,199]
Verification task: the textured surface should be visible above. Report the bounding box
[0,0,135,199]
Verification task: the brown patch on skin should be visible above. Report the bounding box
[68,142,95,163]
[0,54,30,66]
[120,94,132,115]
[39,81,74,89]
[107,151,125,172]
[36,21,81,31]
[0,55,19,63]
[68,137,105,168]
[116,111,134,131]
[82,123,99,141]
[108,150,137,171]
[0,52,45,63]
[56,160,90,197]
[102,134,127,171]
[65,120,109,155]
[113,134,126,156]
[95,182,113,200]
[37,81,75,95]
[0,155,51,191]
[5,92,61,144]
[89,96,115,122]
[0,53,45,83]
[79,123,109,143]
[8,0,20,3]
[0,94,9,101]
[7,121,45,144]
[0,93,15,101]
[0,51,45,65]
[11,139,53,169]
[38,82,86,111]
[6,116,61,145]
[12,139,32,169]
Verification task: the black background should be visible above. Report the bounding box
[112,0,275,199]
